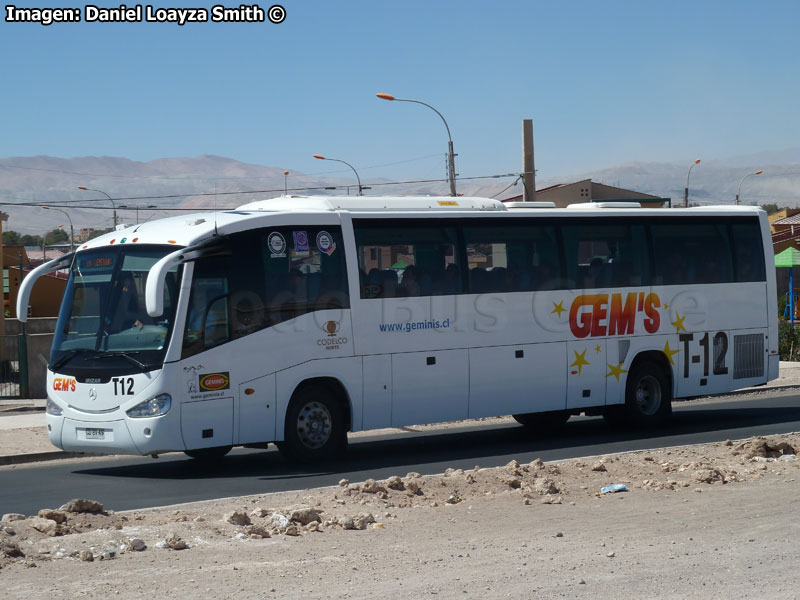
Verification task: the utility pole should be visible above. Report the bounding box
[0,212,7,335]
[522,119,535,202]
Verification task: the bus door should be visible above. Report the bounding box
[566,339,607,409]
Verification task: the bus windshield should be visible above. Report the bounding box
[50,246,182,374]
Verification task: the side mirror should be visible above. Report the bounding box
[16,253,74,323]
[145,247,186,317]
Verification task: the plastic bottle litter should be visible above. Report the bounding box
[600,484,628,494]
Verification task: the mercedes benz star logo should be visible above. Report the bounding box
[88,388,97,402]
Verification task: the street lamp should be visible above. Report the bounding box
[683,159,701,208]
[313,155,363,196]
[41,206,74,251]
[736,170,763,205]
[77,186,117,228]
[377,92,457,197]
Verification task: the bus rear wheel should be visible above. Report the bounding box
[278,385,346,463]
[513,410,570,432]
[622,360,672,426]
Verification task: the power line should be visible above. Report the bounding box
[0,172,519,205]
[0,173,522,219]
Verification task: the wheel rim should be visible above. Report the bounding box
[634,374,662,416]
[296,401,333,450]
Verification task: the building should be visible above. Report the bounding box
[3,245,67,318]
[770,213,800,256]
[503,179,670,208]
[768,209,800,234]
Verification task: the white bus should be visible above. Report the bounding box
[19,196,778,462]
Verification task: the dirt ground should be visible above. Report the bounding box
[2,432,800,599]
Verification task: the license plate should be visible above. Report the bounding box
[85,428,105,440]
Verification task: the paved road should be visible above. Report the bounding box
[2,392,799,516]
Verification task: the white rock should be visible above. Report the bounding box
[269,513,290,529]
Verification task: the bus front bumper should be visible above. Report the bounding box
[50,414,182,456]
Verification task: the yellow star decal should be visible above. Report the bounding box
[663,303,670,310]
[663,339,680,365]
[671,312,687,333]
[606,362,629,382]
[570,349,590,376]
[551,300,566,319]
[594,344,602,354]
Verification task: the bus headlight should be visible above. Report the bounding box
[46,398,63,416]
[126,394,172,418]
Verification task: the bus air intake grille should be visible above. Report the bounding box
[733,334,764,380]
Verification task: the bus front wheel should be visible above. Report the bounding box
[278,385,346,463]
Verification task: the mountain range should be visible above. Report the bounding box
[1,151,798,235]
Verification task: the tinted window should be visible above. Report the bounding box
[182,227,348,358]
[463,221,561,292]
[732,221,766,282]
[652,222,733,285]
[562,222,650,289]
[355,222,461,298]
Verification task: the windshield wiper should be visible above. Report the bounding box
[94,351,150,372]
[50,348,100,371]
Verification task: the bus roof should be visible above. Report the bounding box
[75,196,766,252]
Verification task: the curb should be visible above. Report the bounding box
[726,383,800,396]
[0,451,95,466]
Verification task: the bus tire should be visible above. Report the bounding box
[184,445,232,460]
[278,385,346,464]
[512,410,569,432]
[623,360,672,426]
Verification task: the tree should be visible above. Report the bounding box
[2,230,22,244]
[44,228,69,245]
[19,234,42,246]
[761,203,783,215]
[87,228,113,241]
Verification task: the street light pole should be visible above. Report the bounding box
[313,155,363,195]
[77,186,117,228]
[41,206,74,251]
[684,159,701,208]
[736,170,763,205]
[377,93,457,196]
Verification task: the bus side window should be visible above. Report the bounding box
[182,257,231,358]
[260,226,349,324]
[732,222,766,282]
[652,222,733,286]
[354,222,460,298]
[463,222,560,293]
[561,223,648,289]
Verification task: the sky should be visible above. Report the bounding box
[2,0,799,185]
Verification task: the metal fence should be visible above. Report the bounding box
[0,334,28,399]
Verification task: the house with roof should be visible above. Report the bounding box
[503,179,670,208]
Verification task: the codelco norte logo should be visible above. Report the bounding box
[199,372,230,391]
[569,292,661,338]
[318,320,348,350]
[53,377,77,392]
